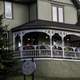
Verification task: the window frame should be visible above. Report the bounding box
[58,7,64,22]
[52,5,58,22]
[77,0,80,2]
[77,0,80,6]
[52,4,64,23]
[4,1,13,19]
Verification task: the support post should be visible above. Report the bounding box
[50,34,53,57]
[20,32,23,58]
[23,75,26,80]
[32,58,34,80]
[13,33,15,50]
[62,36,65,58]
[23,60,26,80]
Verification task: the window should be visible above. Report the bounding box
[52,6,57,22]
[52,6,64,22]
[58,7,63,22]
[4,1,13,19]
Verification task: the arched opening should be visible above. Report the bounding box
[15,34,21,50]
[64,34,80,57]
[23,32,50,46]
[64,34,80,47]
[52,33,62,49]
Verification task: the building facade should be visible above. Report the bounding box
[1,0,80,80]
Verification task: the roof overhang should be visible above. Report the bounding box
[11,20,80,33]
[71,0,80,9]
[2,0,36,4]
[13,0,36,4]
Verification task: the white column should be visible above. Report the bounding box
[20,32,23,58]
[62,34,65,58]
[50,32,53,57]
[13,33,15,50]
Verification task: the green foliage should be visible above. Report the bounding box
[0,15,3,25]
[0,15,18,78]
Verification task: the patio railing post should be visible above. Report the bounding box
[51,46,53,57]
[20,46,23,58]
[34,45,37,57]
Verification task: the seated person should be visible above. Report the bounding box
[75,47,80,52]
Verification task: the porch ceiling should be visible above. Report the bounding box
[71,0,80,9]
[65,35,80,42]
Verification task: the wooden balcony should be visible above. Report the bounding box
[13,45,80,60]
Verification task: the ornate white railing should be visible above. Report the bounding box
[13,45,80,60]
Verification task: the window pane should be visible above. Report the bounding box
[5,2,12,19]
[52,6,57,22]
[58,7,63,22]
